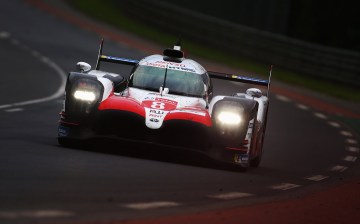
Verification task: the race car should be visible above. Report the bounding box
[58,39,271,169]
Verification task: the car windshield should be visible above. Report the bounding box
[132,65,205,97]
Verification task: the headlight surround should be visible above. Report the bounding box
[217,111,242,125]
[66,78,103,115]
[212,98,256,143]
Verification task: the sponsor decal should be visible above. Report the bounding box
[144,60,186,68]
[58,125,69,137]
[150,118,159,123]
[149,113,162,118]
[142,60,196,73]
[150,109,165,115]
[143,62,166,68]
[234,154,249,163]
[177,67,196,73]
[168,66,196,73]
[144,96,156,100]
[144,108,169,129]
[155,98,178,106]
[141,92,178,99]
[241,155,249,161]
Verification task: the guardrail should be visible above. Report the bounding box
[119,0,360,87]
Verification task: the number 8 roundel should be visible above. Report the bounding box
[142,99,177,111]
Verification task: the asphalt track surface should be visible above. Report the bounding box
[0,1,359,224]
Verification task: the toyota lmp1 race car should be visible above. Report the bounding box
[58,39,271,170]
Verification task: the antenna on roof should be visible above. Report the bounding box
[163,37,184,62]
[174,36,182,50]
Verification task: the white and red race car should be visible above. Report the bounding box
[58,40,271,169]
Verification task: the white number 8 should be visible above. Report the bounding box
[151,102,165,109]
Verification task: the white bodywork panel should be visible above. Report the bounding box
[125,87,207,129]
[87,70,120,101]
[209,92,268,124]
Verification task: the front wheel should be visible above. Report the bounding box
[250,152,262,168]
[250,126,265,168]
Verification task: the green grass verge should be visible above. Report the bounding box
[66,0,360,102]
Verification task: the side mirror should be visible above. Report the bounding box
[76,62,91,73]
[246,88,262,98]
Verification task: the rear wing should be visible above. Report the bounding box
[208,66,273,97]
[95,39,139,70]
[94,39,272,96]
[208,71,269,86]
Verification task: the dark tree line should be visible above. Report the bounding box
[165,0,360,52]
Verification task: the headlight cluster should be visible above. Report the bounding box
[212,99,252,143]
[72,79,101,103]
[217,111,242,125]
[66,78,102,115]
[73,90,96,102]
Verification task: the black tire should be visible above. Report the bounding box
[250,150,262,167]
[250,116,267,168]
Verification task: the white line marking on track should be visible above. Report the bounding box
[330,165,348,172]
[314,112,328,119]
[31,50,40,57]
[18,43,30,51]
[208,192,254,200]
[0,210,73,219]
[328,121,341,128]
[275,95,291,102]
[347,146,360,153]
[0,31,11,39]
[296,104,309,110]
[41,56,50,63]
[343,155,357,162]
[346,139,358,144]
[4,108,23,113]
[340,131,353,137]
[0,104,12,109]
[305,175,329,181]
[271,183,301,191]
[122,201,180,210]
[0,46,66,109]
[10,39,19,45]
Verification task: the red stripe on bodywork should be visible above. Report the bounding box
[225,147,248,152]
[98,96,145,117]
[165,111,212,127]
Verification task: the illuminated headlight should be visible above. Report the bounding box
[217,111,242,125]
[73,90,96,102]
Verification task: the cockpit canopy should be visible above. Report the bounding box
[130,55,210,98]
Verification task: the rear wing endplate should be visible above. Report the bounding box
[95,39,139,70]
